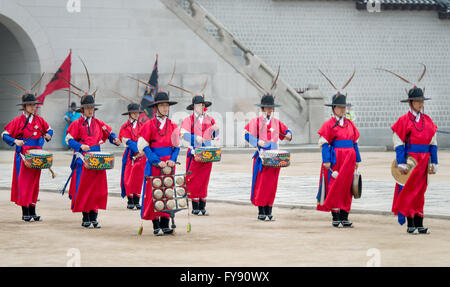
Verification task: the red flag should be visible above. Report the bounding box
[37,50,72,104]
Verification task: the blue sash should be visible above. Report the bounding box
[407,144,430,154]
[330,140,354,167]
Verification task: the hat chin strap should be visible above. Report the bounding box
[155,105,168,119]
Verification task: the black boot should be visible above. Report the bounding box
[414,215,430,234]
[264,206,275,221]
[198,200,208,216]
[127,196,134,209]
[257,206,266,221]
[28,205,41,222]
[22,206,32,222]
[153,219,163,236]
[89,210,101,228]
[407,217,418,234]
[160,217,173,235]
[133,195,141,210]
[331,211,341,228]
[191,201,200,215]
[340,210,353,228]
[81,212,91,228]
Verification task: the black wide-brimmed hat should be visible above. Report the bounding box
[17,93,42,106]
[148,91,177,107]
[255,93,281,108]
[401,87,430,103]
[325,93,352,107]
[187,95,212,110]
[122,102,143,115]
[76,94,101,112]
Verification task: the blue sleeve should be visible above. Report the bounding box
[321,143,331,163]
[45,129,54,142]
[183,132,196,145]
[354,142,361,163]
[212,129,220,138]
[395,145,406,164]
[143,146,161,166]
[430,145,438,164]
[244,132,258,148]
[2,133,16,146]
[285,129,292,140]
[108,132,119,145]
[170,147,180,162]
[68,138,82,152]
[126,140,139,154]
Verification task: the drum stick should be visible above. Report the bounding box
[23,132,38,143]
[102,126,120,146]
[269,127,291,139]
[326,166,339,179]
[33,125,47,137]
[48,166,57,179]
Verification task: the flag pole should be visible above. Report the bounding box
[68,85,71,111]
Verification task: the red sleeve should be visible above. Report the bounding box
[67,119,80,140]
[317,119,334,143]
[278,120,289,141]
[350,120,360,143]
[425,115,438,136]
[119,123,131,141]
[96,119,112,142]
[245,117,259,137]
[171,122,180,147]
[36,116,50,133]
[4,117,20,138]
[391,115,410,142]
[140,120,153,143]
[204,116,216,138]
[180,116,192,133]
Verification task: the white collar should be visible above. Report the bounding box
[332,114,344,127]
[194,112,204,122]
[23,112,34,123]
[156,116,167,129]
[263,114,272,125]
[82,115,92,125]
[129,118,137,128]
[410,108,421,122]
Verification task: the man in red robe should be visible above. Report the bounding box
[316,93,361,228]
[137,91,180,236]
[180,95,219,216]
[2,93,53,222]
[63,94,121,228]
[119,103,146,210]
[391,87,437,234]
[244,94,292,221]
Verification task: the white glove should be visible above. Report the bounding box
[398,164,408,170]
[430,164,438,174]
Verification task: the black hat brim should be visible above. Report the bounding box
[122,110,143,115]
[400,97,431,103]
[325,103,352,107]
[255,104,281,108]
[76,107,99,113]
[187,101,212,110]
[148,101,178,107]
[17,101,43,106]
